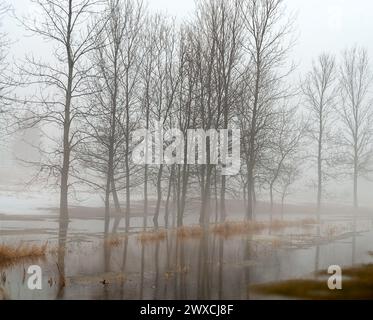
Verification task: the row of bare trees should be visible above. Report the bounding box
[1,0,373,234]
[303,48,373,213]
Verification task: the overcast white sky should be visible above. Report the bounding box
[4,0,373,74]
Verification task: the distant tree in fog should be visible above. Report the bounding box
[337,47,373,209]
[303,53,337,213]
[262,104,304,218]
[278,158,301,219]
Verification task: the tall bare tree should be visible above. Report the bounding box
[338,47,373,209]
[303,53,337,213]
[16,0,106,222]
[79,0,137,235]
[240,0,295,220]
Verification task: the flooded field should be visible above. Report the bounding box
[1,202,373,300]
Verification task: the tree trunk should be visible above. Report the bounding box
[153,164,164,228]
[353,158,358,209]
[111,176,121,214]
[164,166,174,229]
[220,175,226,223]
[144,164,148,230]
[246,167,254,221]
[60,7,73,223]
[270,182,274,222]
[317,117,323,216]
[200,164,213,226]
[104,175,111,235]
[125,74,131,232]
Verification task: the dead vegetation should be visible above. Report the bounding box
[211,221,265,237]
[251,264,373,299]
[104,235,127,247]
[0,243,48,267]
[176,226,204,239]
[0,287,9,300]
[137,229,167,244]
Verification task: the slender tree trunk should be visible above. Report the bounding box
[111,176,121,214]
[220,175,226,223]
[153,164,164,228]
[176,165,183,227]
[317,117,323,216]
[60,4,73,222]
[269,182,274,222]
[281,195,285,220]
[215,170,219,224]
[246,56,261,221]
[353,153,358,209]
[180,164,189,223]
[144,164,148,230]
[143,105,150,230]
[125,74,131,232]
[57,5,72,295]
[200,164,213,226]
[164,166,174,228]
[104,175,111,235]
[246,166,254,221]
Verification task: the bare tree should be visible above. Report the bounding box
[9,0,107,291]
[80,0,145,234]
[191,0,243,225]
[78,0,142,235]
[15,0,106,222]
[240,0,295,220]
[262,104,303,219]
[337,47,373,209]
[173,25,199,227]
[118,0,145,232]
[278,160,301,219]
[148,15,178,229]
[210,0,242,222]
[303,53,337,213]
[192,0,225,226]
[0,1,12,115]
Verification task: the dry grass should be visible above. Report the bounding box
[177,226,204,239]
[0,243,47,267]
[164,265,190,280]
[211,221,266,238]
[251,264,373,299]
[270,238,284,248]
[104,235,127,247]
[137,229,167,244]
[0,287,9,300]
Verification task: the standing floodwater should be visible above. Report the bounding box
[1,209,373,300]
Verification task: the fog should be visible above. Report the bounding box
[3,0,373,206]
[1,0,373,301]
